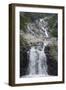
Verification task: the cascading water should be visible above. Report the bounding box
[27,19,49,76]
[28,42,48,76]
[29,46,39,75]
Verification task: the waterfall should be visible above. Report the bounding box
[38,43,48,75]
[28,42,48,76]
[27,18,49,76]
[44,29,49,38]
[29,46,39,75]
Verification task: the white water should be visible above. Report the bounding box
[28,42,48,76]
[29,46,39,75]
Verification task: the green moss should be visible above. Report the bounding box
[20,14,31,32]
[48,15,58,37]
[20,12,58,37]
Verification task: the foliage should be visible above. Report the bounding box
[48,15,58,37]
[20,12,58,38]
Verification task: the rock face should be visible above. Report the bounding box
[45,45,58,76]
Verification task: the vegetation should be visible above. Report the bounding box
[20,12,58,38]
[48,15,58,37]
